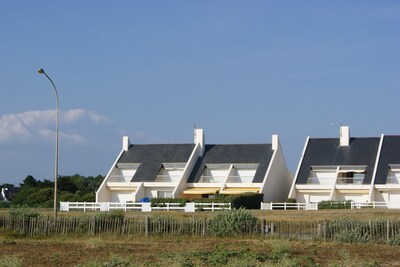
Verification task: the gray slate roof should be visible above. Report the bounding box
[375,136,400,184]
[118,144,195,182]
[187,144,273,183]
[296,138,380,184]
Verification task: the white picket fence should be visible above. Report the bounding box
[350,201,400,209]
[261,201,400,210]
[260,202,318,210]
[60,202,231,212]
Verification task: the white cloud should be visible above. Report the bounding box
[0,109,111,144]
[63,109,110,124]
[0,114,33,141]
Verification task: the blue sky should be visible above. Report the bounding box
[0,1,399,185]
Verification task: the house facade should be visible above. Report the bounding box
[289,126,400,208]
[96,129,293,203]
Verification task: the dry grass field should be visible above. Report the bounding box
[1,235,400,266]
[23,208,400,222]
[1,208,400,266]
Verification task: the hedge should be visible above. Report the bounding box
[226,193,264,209]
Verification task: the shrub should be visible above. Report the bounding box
[286,198,297,203]
[388,236,400,246]
[208,208,259,236]
[327,218,372,244]
[95,210,125,220]
[192,198,229,203]
[9,206,41,219]
[0,201,10,208]
[270,240,294,261]
[0,255,23,267]
[151,198,187,207]
[318,201,351,210]
[226,193,264,209]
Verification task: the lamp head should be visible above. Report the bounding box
[38,68,45,74]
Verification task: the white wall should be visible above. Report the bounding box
[110,191,134,203]
[96,148,125,202]
[336,194,369,202]
[261,137,293,202]
[173,143,201,198]
[144,187,175,198]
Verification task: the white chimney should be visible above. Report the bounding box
[123,136,130,151]
[272,134,279,150]
[340,126,350,146]
[194,128,205,156]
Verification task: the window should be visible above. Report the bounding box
[199,164,230,183]
[157,191,172,198]
[155,163,185,182]
[227,164,258,183]
[387,165,400,184]
[337,166,366,185]
[307,166,336,185]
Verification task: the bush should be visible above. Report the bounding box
[318,201,352,210]
[226,193,264,209]
[192,198,229,203]
[151,198,187,207]
[150,215,175,234]
[9,206,41,219]
[327,218,372,244]
[388,236,400,246]
[286,198,297,203]
[0,255,23,267]
[0,201,10,208]
[208,208,259,236]
[95,210,125,220]
[270,240,294,261]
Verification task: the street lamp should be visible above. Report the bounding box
[38,68,59,219]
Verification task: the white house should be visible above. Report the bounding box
[372,135,400,208]
[288,126,400,208]
[96,129,293,203]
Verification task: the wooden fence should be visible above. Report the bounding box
[1,215,399,242]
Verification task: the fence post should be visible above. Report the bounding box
[145,216,149,236]
[271,222,274,236]
[323,220,327,242]
[270,202,273,210]
[387,219,390,242]
[203,217,207,236]
[261,219,266,236]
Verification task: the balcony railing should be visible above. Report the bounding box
[108,175,128,182]
[306,178,335,185]
[306,177,366,185]
[198,175,225,183]
[155,175,181,182]
[225,175,254,183]
[336,178,365,185]
[386,177,400,184]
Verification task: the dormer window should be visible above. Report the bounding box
[387,164,400,184]
[307,166,336,185]
[199,164,230,183]
[337,166,366,185]
[155,163,186,182]
[226,163,258,183]
[109,163,141,182]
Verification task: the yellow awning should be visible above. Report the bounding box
[336,189,369,194]
[108,187,137,191]
[182,188,220,195]
[219,188,260,194]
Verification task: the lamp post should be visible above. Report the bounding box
[38,68,59,219]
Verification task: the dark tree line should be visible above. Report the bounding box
[2,174,104,208]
